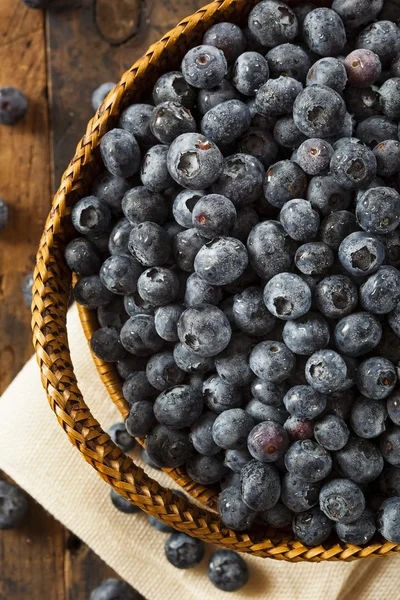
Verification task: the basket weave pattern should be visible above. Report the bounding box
[32,0,400,561]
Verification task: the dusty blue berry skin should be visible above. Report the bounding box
[251,379,287,406]
[306,57,347,93]
[240,460,280,511]
[165,532,205,569]
[305,350,347,394]
[238,126,279,168]
[149,101,196,145]
[124,292,154,317]
[248,1,298,47]
[307,175,352,217]
[173,343,214,375]
[181,44,227,89]
[357,187,400,234]
[336,437,384,484]
[334,312,382,358]
[264,273,312,321]
[71,196,111,236]
[338,232,385,276]
[108,219,132,256]
[0,86,28,125]
[91,82,115,111]
[110,489,140,514]
[190,411,220,456]
[154,305,184,343]
[295,242,334,276]
[173,228,205,273]
[186,452,228,485]
[201,99,251,146]
[215,333,254,387]
[233,52,269,96]
[293,85,346,138]
[203,374,242,414]
[247,421,289,462]
[146,424,193,468]
[379,78,400,121]
[260,502,293,528]
[172,189,204,228]
[117,355,148,380]
[330,143,377,190]
[319,211,358,252]
[350,397,387,439]
[140,144,174,192]
[356,116,398,148]
[194,236,248,286]
[221,471,241,490]
[146,352,184,392]
[153,384,203,429]
[373,140,400,177]
[356,21,400,65]
[178,304,231,357]
[255,76,303,117]
[65,238,101,276]
[344,49,382,89]
[0,481,28,530]
[247,220,296,279]
[283,385,326,420]
[192,193,236,239]
[332,0,383,28]
[91,172,131,215]
[387,391,400,426]
[184,273,222,307]
[89,578,137,600]
[360,267,400,315]
[285,439,332,483]
[314,415,349,451]
[380,466,400,496]
[296,138,334,175]
[128,222,171,267]
[279,199,320,242]
[267,43,311,81]
[167,133,223,189]
[122,187,168,225]
[90,327,127,362]
[208,549,249,592]
[74,275,113,309]
[357,357,397,400]
[303,8,346,57]
[122,371,156,405]
[100,254,142,295]
[137,267,179,307]
[284,416,314,442]
[336,508,376,545]
[100,128,140,178]
[152,71,197,109]
[283,312,330,356]
[203,22,246,63]
[320,478,365,524]
[380,427,400,467]
[273,116,306,149]
[197,79,239,115]
[218,485,256,532]
[250,341,296,383]
[108,423,136,453]
[281,472,320,513]
[344,87,381,122]
[293,506,333,546]
[224,448,251,474]
[212,409,254,451]
[246,400,288,426]
[120,315,164,356]
[212,153,265,209]
[233,287,276,337]
[119,103,157,147]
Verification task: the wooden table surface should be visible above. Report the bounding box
[0,1,203,597]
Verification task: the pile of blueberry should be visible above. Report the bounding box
[67,0,400,549]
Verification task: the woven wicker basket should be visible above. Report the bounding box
[32,0,400,561]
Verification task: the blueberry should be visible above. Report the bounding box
[184,273,222,307]
[119,103,157,147]
[295,242,335,276]
[249,341,296,384]
[247,421,289,462]
[140,144,174,192]
[268,43,311,81]
[350,396,387,440]
[65,238,101,276]
[283,313,330,357]
[124,292,154,317]
[145,351,184,392]
[218,485,256,531]
[237,127,279,168]
[377,497,400,543]
[91,172,131,216]
[141,447,161,470]
[255,76,303,117]
[203,22,246,63]
[154,383,203,429]
[283,385,326,420]
[388,303,400,339]
[120,315,164,356]
[189,412,220,456]
[122,371,156,405]
[292,506,333,546]
[357,187,400,234]
[121,187,168,226]
[108,219,132,256]
[334,312,383,358]
[149,101,196,145]
[100,254,142,295]
[233,51,269,96]
[314,415,350,452]
[303,8,346,56]
[320,478,365,524]
[356,115,398,148]
[167,133,223,189]
[335,508,376,546]
[233,287,276,337]
[186,452,228,485]
[330,143,377,190]
[306,175,352,216]
[97,296,128,329]
[21,272,34,308]
[177,304,231,357]
[201,99,251,146]
[215,333,255,387]
[387,390,400,426]
[152,71,196,109]
[173,228,205,273]
[212,409,254,451]
[247,220,296,279]
[284,416,314,441]
[231,207,260,243]
[128,222,171,267]
[380,466,400,496]
[100,128,140,178]
[203,374,243,413]
[172,189,204,228]
[0,481,28,529]
[306,57,348,93]
[356,21,400,65]
[319,211,359,251]
[285,439,332,483]
[360,267,400,315]
[344,50,381,90]
[147,515,175,534]
[381,228,400,268]
[71,196,111,236]
[273,117,306,150]
[221,471,242,490]
[264,273,312,321]
[173,342,214,375]
[338,232,385,276]
[240,460,280,511]
[251,379,287,407]
[293,85,347,138]
[296,138,333,176]
[194,237,248,286]
[191,194,236,239]
[373,140,400,177]
[212,153,265,209]
[344,86,381,121]
[357,356,397,400]
[280,199,320,243]
[305,350,348,394]
[260,502,293,528]
[335,437,384,483]
[89,578,137,600]
[146,425,192,468]
[181,44,228,89]
[281,472,321,512]
[380,427,400,467]
[165,532,205,569]
[0,86,28,125]
[246,399,288,426]
[248,1,298,47]
[137,267,179,307]
[74,275,113,309]
[108,423,136,452]
[110,489,139,514]
[332,0,383,28]
[208,550,249,592]
[325,389,355,420]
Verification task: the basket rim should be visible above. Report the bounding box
[31,0,400,562]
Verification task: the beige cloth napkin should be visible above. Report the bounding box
[0,305,399,600]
